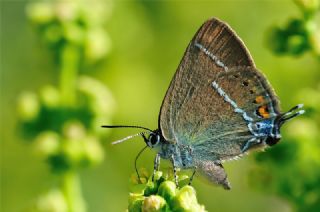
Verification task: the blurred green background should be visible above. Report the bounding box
[1,0,319,211]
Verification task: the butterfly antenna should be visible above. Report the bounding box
[109,131,150,145]
[280,104,305,124]
[101,125,153,132]
[135,145,148,183]
[286,104,304,114]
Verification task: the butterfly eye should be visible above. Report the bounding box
[148,134,160,147]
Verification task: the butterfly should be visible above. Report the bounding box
[102,18,304,190]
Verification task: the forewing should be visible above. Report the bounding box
[159,18,255,143]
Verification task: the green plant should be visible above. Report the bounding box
[17,1,114,211]
[266,0,320,57]
[128,170,206,212]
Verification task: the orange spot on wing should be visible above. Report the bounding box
[255,96,265,104]
[258,105,270,118]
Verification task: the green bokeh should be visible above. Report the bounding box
[1,0,319,212]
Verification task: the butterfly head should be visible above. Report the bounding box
[143,130,163,148]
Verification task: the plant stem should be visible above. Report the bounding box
[62,171,86,212]
[60,44,79,106]
[59,44,85,211]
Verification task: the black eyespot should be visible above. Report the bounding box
[266,136,280,146]
[233,74,239,78]
[255,109,263,118]
[242,81,249,86]
[249,89,254,94]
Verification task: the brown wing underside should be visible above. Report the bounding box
[214,67,281,121]
[159,18,256,143]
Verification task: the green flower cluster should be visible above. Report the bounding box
[26,0,112,65]
[266,0,320,56]
[29,176,86,212]
[19,0,115,175]
[17,77,114,173]
[128,170,206,212]
[19,1,114,211]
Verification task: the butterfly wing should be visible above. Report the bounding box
[191,67,281,161]
[159,18,281,161]
[213,67,281,122]
[159,18,256,144]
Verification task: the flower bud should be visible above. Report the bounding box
[295,0,320,14]
[171,186,206,212]
[34,131,60,157]
[128,193,144,212]
[40,86,60,108]
[157,181,176,203]
[142,195,167,212]
[17,92,40,121]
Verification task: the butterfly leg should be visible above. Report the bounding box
[170,154,179,187]
[188,167,197,185]
[152,153,161,181]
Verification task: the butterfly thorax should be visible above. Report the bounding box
[146,130,194,169]
[158,142,194,169]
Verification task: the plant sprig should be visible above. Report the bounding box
[128,170,206,212]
